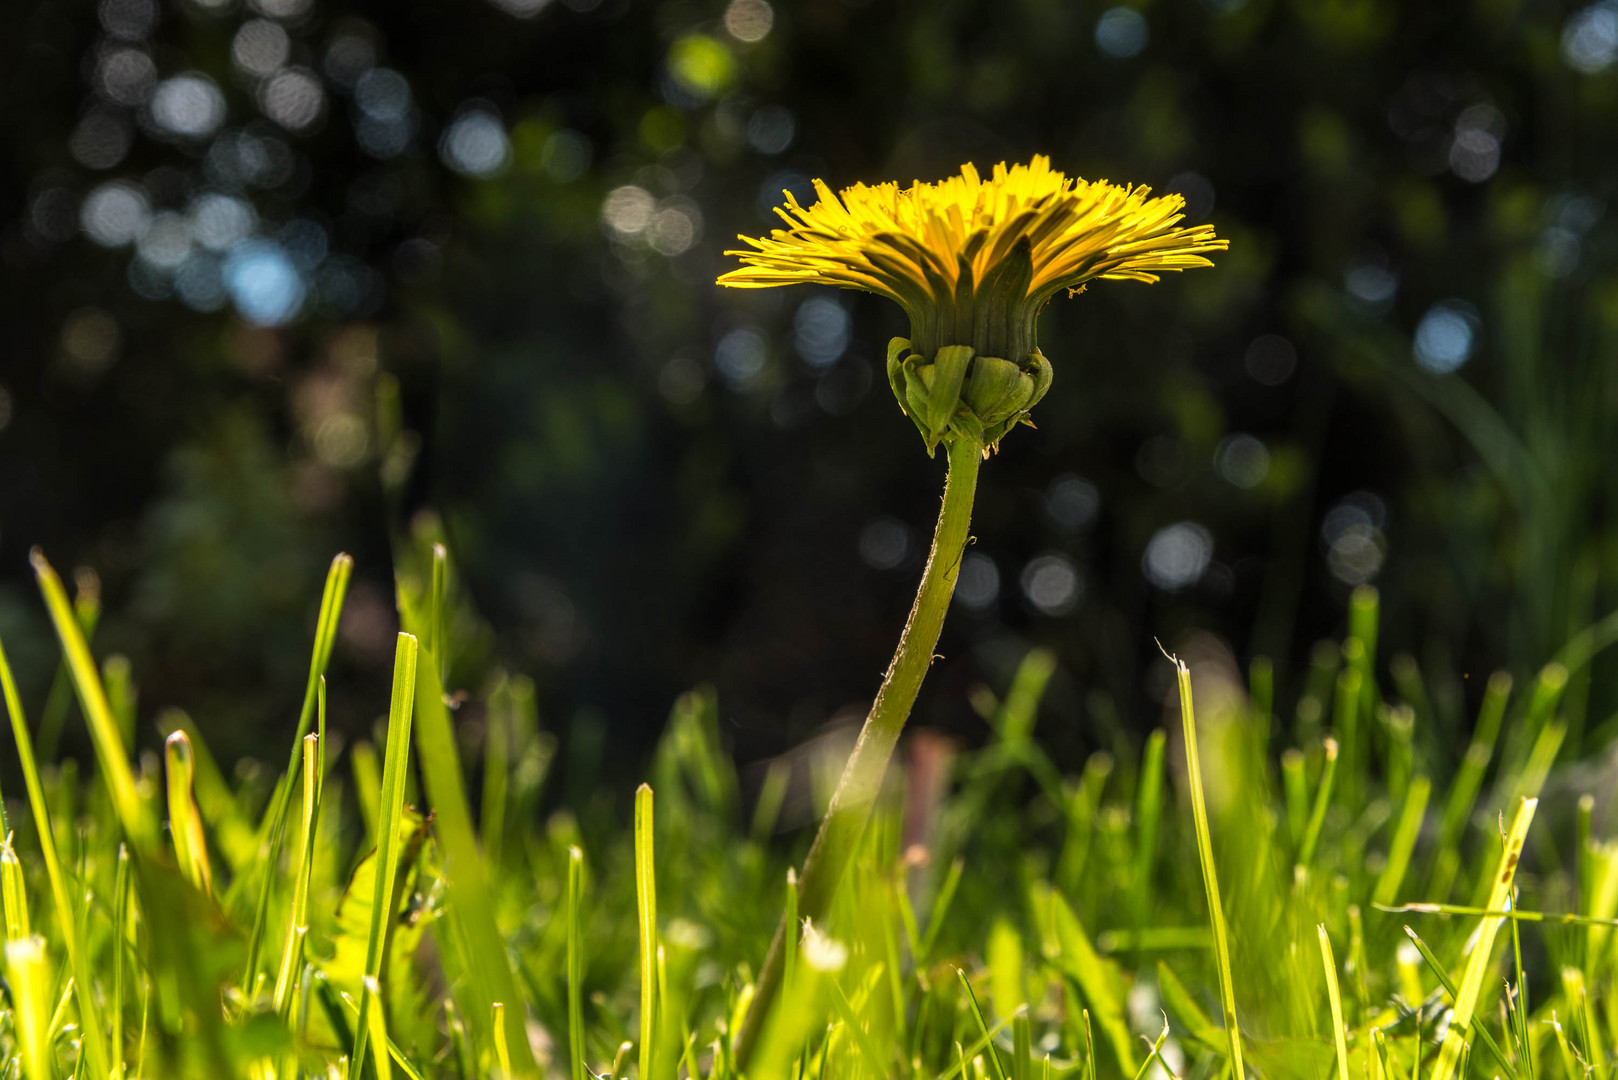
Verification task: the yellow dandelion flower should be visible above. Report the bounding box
[719,155,1226,362]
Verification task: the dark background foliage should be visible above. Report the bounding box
[3,0,1617,777]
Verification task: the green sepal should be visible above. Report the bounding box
[948,407,985,447]
[900,355,933,444]
[885,336,911,412]
[1024,348,1053,411]
[981,418,1020,448]
[961,355,1033,427]
[924,345,974,452]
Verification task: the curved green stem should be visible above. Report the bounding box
[734,434,983,1067]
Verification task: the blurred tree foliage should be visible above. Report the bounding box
[2,0,1617,770]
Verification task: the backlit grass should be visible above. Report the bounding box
[0,544,1611,1079]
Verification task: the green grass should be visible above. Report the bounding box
[0,548,1615,1079]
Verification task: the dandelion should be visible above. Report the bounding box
[721,155,1225,451]
[718,157,1225,1065]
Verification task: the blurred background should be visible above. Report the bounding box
[2,0,1617,779]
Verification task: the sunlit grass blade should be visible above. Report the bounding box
[365,974,394,1080]
[1,835,31,941]
[1168,652,1246,1080]
[111,843,131,1074]
[165,730,213,896]
[1439,672,1511,842]
[1155,961,1222,1052]
[1434,797,1536,1077]
[637,783,659,1080]
[400,548,534,1073]
[929,1015,1016,1080]
[6,937,51,1080]
[482,679,511,869]
[243,551,352,988]
[918,856,964,963]
[1378,900,1618,927]
[830,975,892,1079]
[493,1001,513,1078]
[1296,737,1339,873]
[1129,1015,1170,1080]
[103,653,137,748]
[352,632,419,1077]
[1401,926,1516,1078]
[1043,888,1136,1073]
[35,566,99,763]
[1333,664,1364,809]
[955,969,1009,1080]
[1508,893,1534,1080]
[568,844,587,1080]
[1548,1012,1582,1080]
[782,869,799,1004]
[1499,719,1564,813]
[1281,748,1307,846]
[430,542,449,680]
[750,759,791,842]
[1422,796,1538,1077]
[1372,774,1430,906]
[1560,966,1601,1074]
[987,918,1025,1022]
[1131,729,1165,918]
[273,732,321,1018]
[1319,926,1350,1080]
[32,549,156,854]
[353,740,382,846]
[0,629,111,1080]
[1372,1028,1398,1080]
[1012,1007,1032,1080]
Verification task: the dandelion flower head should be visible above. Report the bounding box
[719,155,1226,361]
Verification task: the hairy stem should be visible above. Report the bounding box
[734,434,982,1067]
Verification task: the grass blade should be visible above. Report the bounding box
[1429,795,1537,1077]
[1372,774,1430,906]
[1402,926,1516,1078]
[243,552,353,988]
[1297,737,1339,873]
[482,680,511,869]
[637,783,658,1080]
[352,632,419,1077]
[1508,890,1534,1080]
[1045,888,1136,1073]
[35,567,99,763]
[568,845,587,1080]
[783,869,799,1005]
[165,730,214,896]
[5,937,51,1080]
[493,1001,513,1078]
[1,836,31,941]
[1129,1015,1170,1080]
[918,856,964,963]
[401,553,535,1073]
[955,968,1008,1080]
[1013,1008,1032,1080]
[1319,926,1350,1080]
[1168,652,1246,1080]
[273,732,321,1018]
[0,629,112,1080]
[32,550,156,854]
[830,975,892,1079]
[1132,729,1165,918]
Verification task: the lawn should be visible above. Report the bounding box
[0,539,1608,1079]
